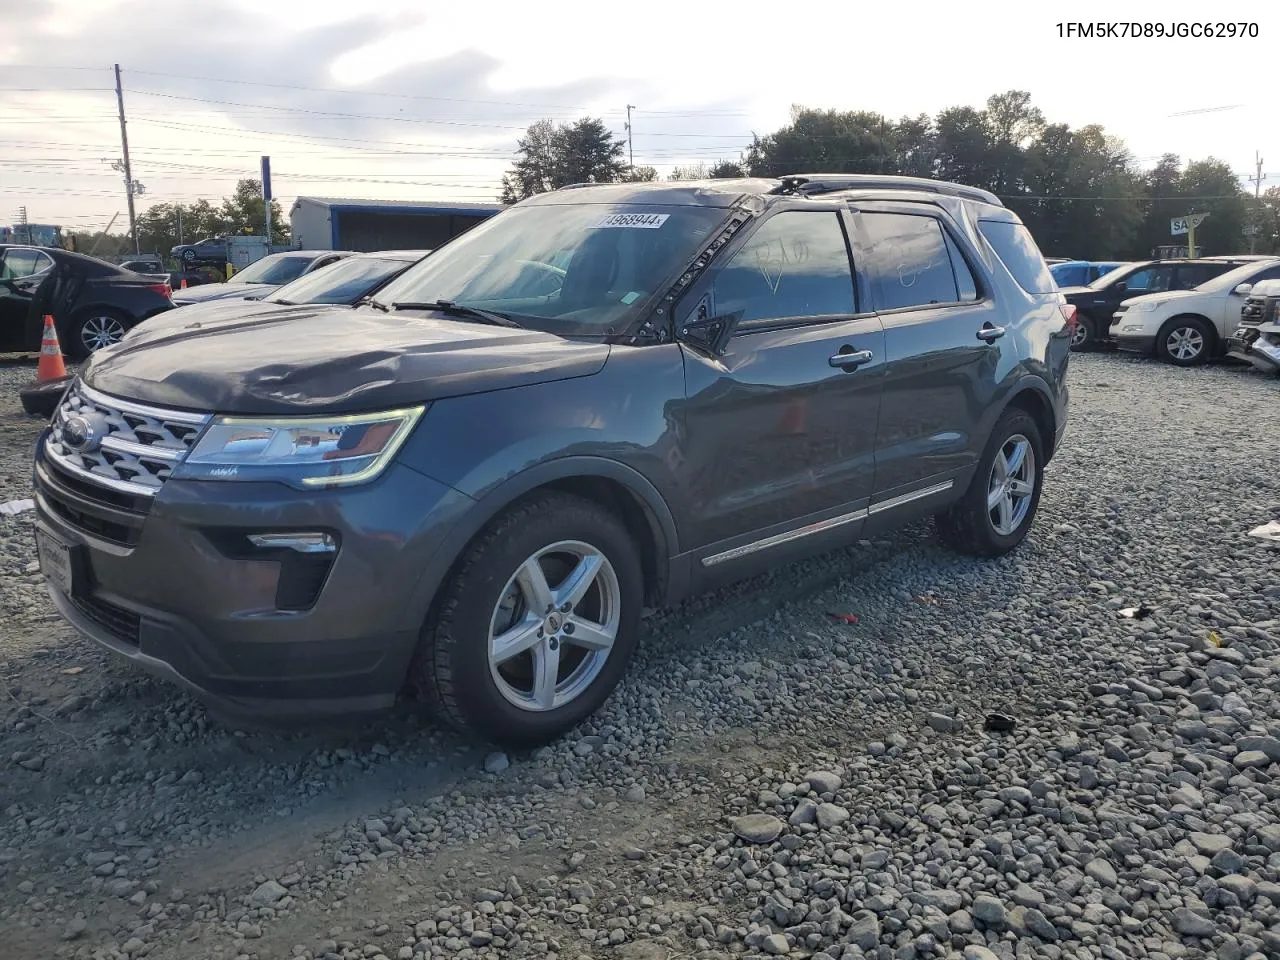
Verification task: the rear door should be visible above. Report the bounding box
[0,249,53,350]
[677,207,886,560]
[847,202,999,511]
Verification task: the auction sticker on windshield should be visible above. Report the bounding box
[593,213,670,229]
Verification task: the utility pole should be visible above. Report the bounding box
[1248,151,1267,255]
[114,63,139,254]
[176,205,183,246]
[625,105,636,171]
[16,205,29,244]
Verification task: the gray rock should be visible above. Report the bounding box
[998,786,1032,808]
[249,880,288,907]
[623,785,646,803]
[1190,832,1233,856]
[61,918,87,941]
[1023,908,1058,941]
[927,712,957,733]
[1086,859,1118,888]
[916,889,964,914]
[1211,848,1246,875]
[804,770,842,794]
[1235,735,1280,762]
[788,799,817,826]
[1233,750,1271,770]
[847,911,880,950]
[815,803,849,829]
[761,933,790,955]
[732,814,784,844]
[972,895,1006,927]
[1171,907,1216,938]
[483,752,510,774]
[1218,874,1256,902]
[963,949,1000,960]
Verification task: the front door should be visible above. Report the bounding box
[676,208,886,557]
[849,203,1003,503]
[0,249,52,351]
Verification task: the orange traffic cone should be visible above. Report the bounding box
[180,277,188,289]
[37,315,68,382]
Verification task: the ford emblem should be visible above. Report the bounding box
[62,414,104,453]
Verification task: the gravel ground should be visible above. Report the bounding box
[1,352,1279,960]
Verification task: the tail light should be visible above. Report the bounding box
[1060,303,1078,333]
[148,282,173,299]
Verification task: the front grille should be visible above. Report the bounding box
[72,594,140,645]
[45,381,211,498]
[1241,298,1266,324]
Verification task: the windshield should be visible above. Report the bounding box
[265,256,413,305]
[1088,263,1142,290]
[231,254,314,286]
[373,203,729,335]
[1195,259,1280,293]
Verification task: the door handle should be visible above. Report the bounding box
[829,348,874,369]
[976,324,1006,343]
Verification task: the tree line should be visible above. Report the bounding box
[500,91,1280,259]
[69,179,289,260]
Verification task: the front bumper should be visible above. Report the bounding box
[33,433,473,720]
[1113,333,1156,355]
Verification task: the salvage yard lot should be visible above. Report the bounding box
[1,354,1279,960]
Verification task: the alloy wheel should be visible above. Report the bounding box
[1070,320,1090,348]
[80,316,126,352]
[1166,326,1204,362]
[987,433,1036,536]
[487,540,620,712]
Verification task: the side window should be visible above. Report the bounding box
[2,250,42,279]
[942,230,979,301]
[1173,265,1218,289]
[711,212,855,324]
[860,212,959,311]
[1122,267,1173,294]
[975,220,1056,294]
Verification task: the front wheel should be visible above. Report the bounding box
[936,408,1044,557]
[1157,316,1213,366]
[411,492,643,746]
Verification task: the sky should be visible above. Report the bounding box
[1,0,1276,238]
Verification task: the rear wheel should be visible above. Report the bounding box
[936,408,1044,557]
[1156,316,1213,366]
[411,492,643,746]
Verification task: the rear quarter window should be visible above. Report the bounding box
[977,220,1056,294]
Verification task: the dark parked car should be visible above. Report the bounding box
[134,250,431,335]
[33,174,1070,746]
[170,237,229,265]
[1061,256,1262,349]
[170,251,354,306]
[1,246,173,357]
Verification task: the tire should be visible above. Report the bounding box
[67,309,129,360]
[1069,314,1096,351]
[411,492,644,747]
[936,407,1044,558]
[1156,316,1213,367]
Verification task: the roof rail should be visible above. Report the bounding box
[775,174,1002,206]
[555,183,596,191]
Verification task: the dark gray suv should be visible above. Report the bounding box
[32,175,1071,746]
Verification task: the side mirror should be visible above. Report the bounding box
[1113,281,1126,292]
[1234,283,1253,296]
[677,295,742,357]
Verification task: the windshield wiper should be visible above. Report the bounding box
[391,299,522,328]
[366,298,390,313]
[272,298,295,306]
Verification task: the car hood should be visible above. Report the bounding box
[81,305,611,415]
[1118,289,1203,308]
[171,283,275,304]
[128,297,299,335]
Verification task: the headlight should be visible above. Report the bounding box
[175,406,425,489]
[1130,300,1164,312]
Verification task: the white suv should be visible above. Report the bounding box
[1112,257,1280,365]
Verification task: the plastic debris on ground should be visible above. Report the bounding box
[1118,604,1155,620]
[1247,520,1280,544]
[1207,631,1224,648]
[984,713,1018,733]
[826,612,859,625]
[0,499,35,517]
